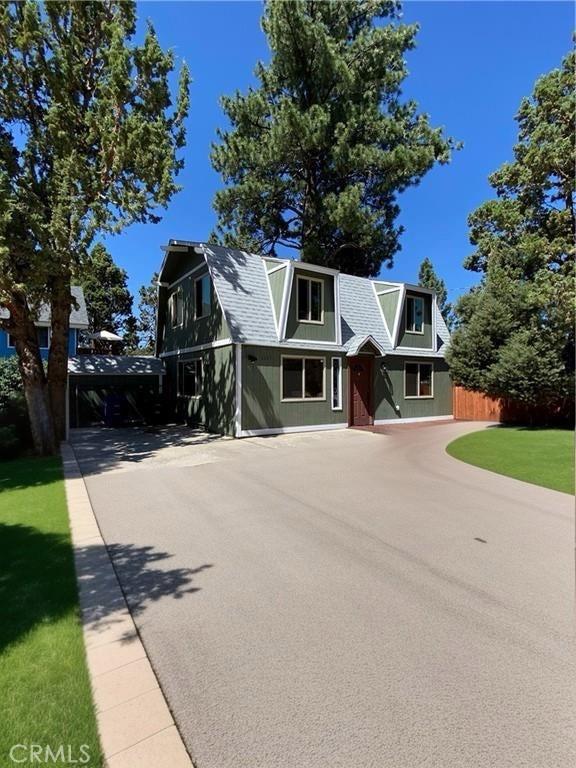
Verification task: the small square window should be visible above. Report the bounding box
[404,362,433,398]
[170,289,183,328]
[178,359,202,397]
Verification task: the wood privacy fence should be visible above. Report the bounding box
[453,386,502,421]
[452,386,573,425]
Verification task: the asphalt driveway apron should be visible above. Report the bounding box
[71,423,575,768]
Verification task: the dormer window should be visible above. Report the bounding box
[406,295,424,334]
[297,276,323,324]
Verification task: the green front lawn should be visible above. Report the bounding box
[0,457,101,767]
[446,427,575,495]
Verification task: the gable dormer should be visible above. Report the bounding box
[282,264,338,343]
[397,287,434,350]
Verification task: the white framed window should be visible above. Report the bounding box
[331,357,342,411]
[194,274,211,320]
[178,359,202,398]
[8,327,50,349]
[404,362,433,399]
[169,288,183,328]
[297,276,323,324]
[406,295,424,334]
[281,356,325,401]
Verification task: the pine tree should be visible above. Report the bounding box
[79,243,136,337]
[447,49,575,415]
[418,257,452,327]
[0,1,189,452]
[212,0,457,276]
[137,272,159,354]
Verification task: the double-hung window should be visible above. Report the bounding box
[406,295,424,334]
[297,277,323,323]
[178,359,202,397]
[281,356,325,401]
[195,274,211,319]
[170,288,183,328]
[331,357,342,410]
[404,362,433,398]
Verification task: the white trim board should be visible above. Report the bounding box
[159,338,233,358]
[235,343,242,437]
[373,415,454,425]
[239,423,347,438]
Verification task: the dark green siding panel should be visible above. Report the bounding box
[165,345,235,435]
[241,345,348,431]
[398,291,433,349]
[268,267,286,327]
[378,290,401,336]
[373,356,452,420]
[285,269,336,342]
[160,253,230,353]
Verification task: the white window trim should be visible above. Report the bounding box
[177,357,203,399]
[281,354,326,402]
[405,295,425,335]
[331,356,343,411]
[296,276,324,325]
[404,361,434,399]
[170,287,183,329]
[194,273,212,321]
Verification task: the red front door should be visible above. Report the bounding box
[349,356,373,426]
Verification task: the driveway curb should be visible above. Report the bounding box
[61,442,194,768]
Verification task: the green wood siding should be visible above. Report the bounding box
[373,356,452,420]
[378,289,401,337]
[285,269,336,342]
[241,345,347,431]
[160,252,230,353]
[268,267,287,328]
[164,344,235,435]
[398,291,433,349]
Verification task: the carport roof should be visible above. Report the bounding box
[68,355,165,376]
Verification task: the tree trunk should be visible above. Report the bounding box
[47,278,72,443]
[3,293,56,456]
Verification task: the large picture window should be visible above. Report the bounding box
[404,362,433,398]
[281,356,325,401]
[406,296,424,334]
[331,357,342,410]
[178,359,202,397]
[297,277,323,323]
[195,274,211,319]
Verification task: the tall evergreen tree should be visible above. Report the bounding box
[0,1,189,453]
[137,271,158,354]
[79,243,135,337]
[418,257,452,327]
[212,0,457,276]
[447,49,575,415]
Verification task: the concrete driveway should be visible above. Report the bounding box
[71,422,575,768]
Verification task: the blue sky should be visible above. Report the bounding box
[104,1,573,306]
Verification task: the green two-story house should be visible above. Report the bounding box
[156,241,452,437]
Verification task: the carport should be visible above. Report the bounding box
[67,355,165,429]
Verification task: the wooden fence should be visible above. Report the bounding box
[452,386,573,425]
[453,386,502,421]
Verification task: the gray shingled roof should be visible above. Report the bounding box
[202,244,279,344]
[167,243,449,357]
[0,286,89,328]
[68,355,165,376]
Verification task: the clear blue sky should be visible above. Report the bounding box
[103,1,573,306]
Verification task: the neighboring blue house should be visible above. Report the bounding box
[0,286,89,359]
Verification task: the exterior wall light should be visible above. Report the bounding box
[248,354,258,364]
